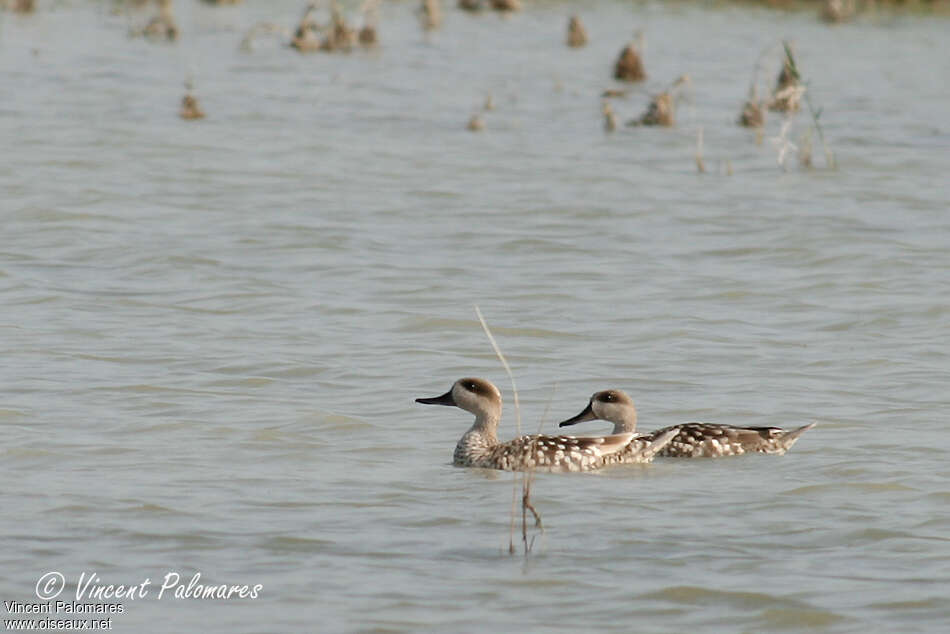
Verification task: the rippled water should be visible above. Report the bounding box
[2,1,950,632]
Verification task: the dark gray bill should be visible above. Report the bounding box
[557,401,596,427]
[415,388,456,406]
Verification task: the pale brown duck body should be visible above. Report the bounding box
[559,389,815,459]
[417,378,674,472]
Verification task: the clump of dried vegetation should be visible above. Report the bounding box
[613,32,647,82]
[357,0,380,47]
[4,0,35,13]
[780,42,835,169]
[179,79,205,120]
[566,15,587,48]
[738,97,765,129]
[179,93,204,120]
[457,0,520,11]
[769,51,804,113]
[490,0,522,12]
[738,48,770,133]
[628,75,690,128]
[465,94,496,132]
[633,92,674,127]
[290,2,323,51]
[467,113,485,132]
[286,1,377,53]
[130,0,178,41]
[322,1,357,52]
[742,41,835,170]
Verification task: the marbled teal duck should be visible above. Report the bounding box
[558,389,815,458]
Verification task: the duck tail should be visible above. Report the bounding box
[778,422,816,452]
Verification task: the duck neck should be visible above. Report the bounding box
[612,408,637,434]
[454,410,500,465]
[466,409,500,443]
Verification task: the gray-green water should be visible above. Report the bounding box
[2,1,949,632]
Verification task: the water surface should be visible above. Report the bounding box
[2,2,949,632]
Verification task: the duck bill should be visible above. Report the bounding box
[415,389,456,407]
[558,401,596,428]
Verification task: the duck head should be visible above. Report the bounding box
[416,377,503,426]
[557,389,637,434]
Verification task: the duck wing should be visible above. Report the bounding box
[487,432,635,472]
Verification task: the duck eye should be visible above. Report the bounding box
[465,382,477,392]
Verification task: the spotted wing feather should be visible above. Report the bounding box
[485,432,635,472]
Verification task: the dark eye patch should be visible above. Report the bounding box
[597,391,617,403]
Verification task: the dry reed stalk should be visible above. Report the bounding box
[802,95,836,169]
[602,101,617,133]
[695,127,706,173]
[474,306,520,436]
[521,463,541,553]
[474,306,543,556]
[508,479,518,554]
[799,128,814,168]
[419,0,441,30]
[738,43,777,128]
[517,402,548,554]
[770,119,797,170]
[773,41,835,169]
[517,386,556,553]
